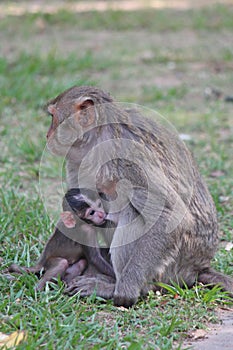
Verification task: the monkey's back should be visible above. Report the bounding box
[38,227,83,268]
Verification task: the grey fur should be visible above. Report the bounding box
[46,86,233,307]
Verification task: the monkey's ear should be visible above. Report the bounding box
[74,98,95,127]
[61,211,76,228]
[47,104,57,116]
[76,98,94,111]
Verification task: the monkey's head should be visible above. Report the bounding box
[62,188,107,228]
[45,86,113,154]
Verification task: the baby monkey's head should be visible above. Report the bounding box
[62,188,107,227]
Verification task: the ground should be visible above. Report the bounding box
[0,1,233,349]
[184,308,233,349]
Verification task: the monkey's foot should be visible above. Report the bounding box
[65,276,115,299]
[113,294,138,308]
[1,272,16,281]
[113,281,141,307]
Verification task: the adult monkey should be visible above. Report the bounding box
[45,86,233,307]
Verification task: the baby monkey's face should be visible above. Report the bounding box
[73,197,107,226]
[81,199,106,226]
[63,189,108,228]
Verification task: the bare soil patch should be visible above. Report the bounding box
[184,308,233,350]
[0,0,233,17]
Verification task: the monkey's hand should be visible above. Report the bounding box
[64,275,115,299]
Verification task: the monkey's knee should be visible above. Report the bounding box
[36,258,69,291]
[198,268,233,297]
[63,259,87,284]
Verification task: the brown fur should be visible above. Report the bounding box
[46,86,233,306]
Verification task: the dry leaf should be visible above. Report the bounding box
[179,133,192,141]
[219,306,233,311]
[117,306,129,311]
[219,196,230,203]
[190,329,207,340]
[210,170,225,178]
[0,331,27,348]
[225,242,233,251]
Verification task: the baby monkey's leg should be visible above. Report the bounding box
[8,263,42,275]
[63,258,87,284]
[36,257,69,291]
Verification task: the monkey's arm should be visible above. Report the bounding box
[111,184,187,307]
[111,217,173,307]
[79,223,115,278]
[84,246,115,278]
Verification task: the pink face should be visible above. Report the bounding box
[84,207,106,225]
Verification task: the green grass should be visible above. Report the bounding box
[0,1,233,349]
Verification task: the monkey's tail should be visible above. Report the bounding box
[198,268,233,297]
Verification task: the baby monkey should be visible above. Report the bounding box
[8,188,115,290]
